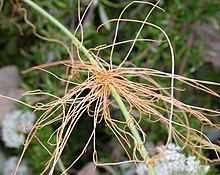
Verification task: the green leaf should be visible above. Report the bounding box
[98,4,111,30]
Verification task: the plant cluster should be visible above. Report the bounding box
[0,0,220,174]
[120,143,210,175]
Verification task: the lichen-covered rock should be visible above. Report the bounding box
[1,110,35,148]
[2,156,30,175]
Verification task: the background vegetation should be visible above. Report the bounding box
[0,0,220,174]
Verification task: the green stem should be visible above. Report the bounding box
[110,85,156,174]
[58,159,68,175]
[21,0,156,174]
[22,0,100,68]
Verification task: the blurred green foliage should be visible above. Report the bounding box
[0,0,220,174]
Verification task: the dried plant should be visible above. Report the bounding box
[1,0,219,174]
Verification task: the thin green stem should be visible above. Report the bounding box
[58,159,68,175]
[110,85,156,174]
[22,0,100,68]
[21,0,156,174]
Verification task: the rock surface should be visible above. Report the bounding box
[0,65,24,127]
[198,13,220,70]
[76,162,99,175]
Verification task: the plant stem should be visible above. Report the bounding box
[110,85,156,174]
[22,0,100,68]
[58,159,68,175]
[21,0,156,174]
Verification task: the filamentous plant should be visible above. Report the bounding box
[1,0,220,175]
